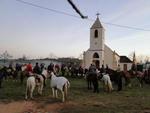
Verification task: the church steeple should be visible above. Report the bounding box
[91,14,103,29]
[133,52,137,64]
[89,14,105,50]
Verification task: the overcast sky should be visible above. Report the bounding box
[0,0,150,59]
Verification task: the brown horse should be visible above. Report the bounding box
[123,70,145,88]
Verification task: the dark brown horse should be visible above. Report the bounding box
[144,69,150,84]
[106,69,123,91]
[86,70,99,93]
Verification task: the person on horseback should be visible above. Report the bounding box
[33,62,41,75]
[88,63,99,93]
[100,64,105,73]
[48,63,55,73]
[105,64,109,74]
[89,63,96,73]
[26,62,33,77]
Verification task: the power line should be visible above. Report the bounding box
[15,0,80,18]
[15,0,150,31]
[88,18,150,31]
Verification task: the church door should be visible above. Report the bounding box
[93,52,100,68]
[123,64,127,71]
[95,60,100,68]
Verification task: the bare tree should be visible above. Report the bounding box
[22,54,27,60]
[0,51,13,63]
[49,53,57,59]
[128,51,134,61]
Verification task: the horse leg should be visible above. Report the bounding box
[92,81,96,93]
[87,80,90,90]
[43,76,46,87]
[137,77,143,88]
[90,80,93,89]
[95,79,99,93]
[0,78,2,88]
[40,84,43,95]
[52,88,55,98]
[61,90,65,102]
[117,76,122,91]
[64,83,68,100]
[30,88,34,99]
[20,73,24,85]
[55,89,58,98]
[25,86,28,100]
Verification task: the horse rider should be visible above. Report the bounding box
[48,63,55,73]
[26,62,33,76]
[33,62,41,75]
[105,64,109,74]
[88,63,99,93]
[100,64,105,74]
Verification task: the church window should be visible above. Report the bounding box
[94,30,98,38]
[93,53,99,58]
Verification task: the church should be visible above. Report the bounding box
[83,16,132,71]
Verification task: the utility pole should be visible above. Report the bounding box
[67,0,88,19]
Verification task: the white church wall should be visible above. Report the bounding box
[104,45,114,69]
[114,54,120,70]
[84,51,93,69]
[90,28,104,50]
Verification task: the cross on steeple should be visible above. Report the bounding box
[96,13,100,18]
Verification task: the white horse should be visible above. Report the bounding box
[25,73,44,99]
[25,76,36,99]
[50,72,70,102]
[101,73,113,92]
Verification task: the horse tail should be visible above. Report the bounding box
[67,81,70,88]
[107,79,113,92]
[64,83,67,100]
[64,81,70,100]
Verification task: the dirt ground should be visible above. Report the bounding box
[0,100,75,113]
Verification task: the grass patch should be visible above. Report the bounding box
[0,77,150,113]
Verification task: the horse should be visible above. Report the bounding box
[86,69,99,93]
[144,69,150,84]
[105,68,124,91]
[123,70,145,88]
[0,67,5,88]
[20,64,29,84]
[25,72,44,100]
[25,76,36,99]
[50,72,70,102]
[99,73,113,92]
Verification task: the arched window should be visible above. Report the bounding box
[94,30,98,38]
[93,52,99,58]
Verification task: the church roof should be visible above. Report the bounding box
[91,17,103,29]
[120,56,132,63]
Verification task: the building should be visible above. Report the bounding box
[119,56,132,71]
[83,16,132,71]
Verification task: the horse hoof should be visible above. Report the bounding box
[25,97,28,100]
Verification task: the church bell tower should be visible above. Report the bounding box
[83,14,105,69]
[89,14,105,68]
